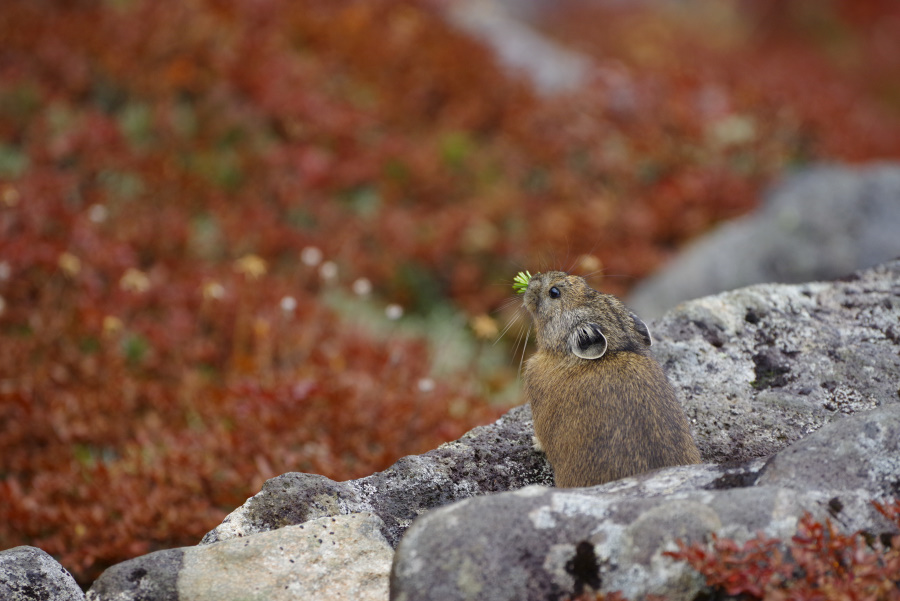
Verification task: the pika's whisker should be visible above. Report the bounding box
[494,310,521,346]
[518,327,529,378]
[495,296,523,313]
[511,311,529,365]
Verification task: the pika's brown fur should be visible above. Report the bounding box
[522,271,701,488]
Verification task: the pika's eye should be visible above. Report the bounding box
[549,286,561,299]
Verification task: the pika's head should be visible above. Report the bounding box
[522,271,652,359]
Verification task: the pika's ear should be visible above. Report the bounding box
[630,312,653,347]
[570,322,608,360]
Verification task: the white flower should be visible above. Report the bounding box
[280,296,298,312]
[385,304,404,320]
[301,246,323,267]
[352,278,372,296]
[417,378,435,393]
[319,261,338,281]
[88,204,108,223]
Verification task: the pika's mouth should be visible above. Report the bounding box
[521,280,542,316]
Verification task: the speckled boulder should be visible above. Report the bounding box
[389,405,900,601]
[87,513,392,601]
[656,258,900,464]
[0,546,84,601]
[201,404,554,547]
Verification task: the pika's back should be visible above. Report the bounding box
[521,271,701,487]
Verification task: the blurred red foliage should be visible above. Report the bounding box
[1,0,899,588]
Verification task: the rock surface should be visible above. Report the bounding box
[628,163,900,318]
[87,513,393,601]
[440,0,591,94]
[655,258,900,464]
[389,404,900,601]
[201,404,554,547]
[0,546,85,601]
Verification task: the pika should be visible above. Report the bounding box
[521,271,701,488]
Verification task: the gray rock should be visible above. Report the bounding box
[0,546,85,601]
[86,546,182,601]
[87,513,392,601]
[389,405,900,601]
[756,403,900,496]
[628,163,900,318]
[201,404,553,546]
[656,258,900,464]
[441,0,591,94]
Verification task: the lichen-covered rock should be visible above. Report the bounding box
[628,163,900,318]
[656,258,900,464]
[201,404,553,546]
[389,405,900,601]
[755,402,900,495]
[86,546,182,601]
[0,546,85,601]
[87,513,392,601]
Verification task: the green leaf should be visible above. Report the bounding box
[512,271,533,294]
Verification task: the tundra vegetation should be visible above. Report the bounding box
[1,0,899,589]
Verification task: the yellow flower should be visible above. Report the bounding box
[202,280,226,300]
[576,254,603,274]
[1,186,20,207]
[119,268,151,293]
[58,252,82,277]
[103,315,123,336]
[470,314,499,340]
[234,254,267,280]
